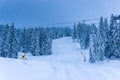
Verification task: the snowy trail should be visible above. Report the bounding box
[49,37,89,80]
[49,37,120,80]
[52,37,85,63]
[0,37,120,80]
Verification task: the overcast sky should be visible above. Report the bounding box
[0,0,120,28]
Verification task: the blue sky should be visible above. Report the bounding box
[0,0,120,28]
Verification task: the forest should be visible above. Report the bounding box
[0,14,119,63]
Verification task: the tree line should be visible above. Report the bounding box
[0,24,72,59]
[0,14,119,63]
[72,14,120,63]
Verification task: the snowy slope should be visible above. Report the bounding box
[0,37,120,80]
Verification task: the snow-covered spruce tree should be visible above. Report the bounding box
[44,28,52,55]
[21,28,28,53]
[39,28,48,55]
[64,27,72,37]
[20,28,35,53]
[29,28,36,55]
[34,27,52,56]
[34,28,41,56]
[112,21,120,58]
[58,27,64,38]
[0,25,4,50]
[116,22,120,57]
[97,17,105,61]
[72,24,77,42]
[0,25,4,37]
[19,29,23,52]
[77,23,90,49]
[107,14,116,59]
[110,16,120,59]
[0,24,10,57]
[89,24,98,63]
[103,18,109,59]
[50,27,59,39]
[25,28,34,53]
[16,29,22,52]
[76,23,82,43]
[39,28,45,55]
[8,23,18,58]
[83,24,90,49]
[90,17,106,62]
[97,34,104,61]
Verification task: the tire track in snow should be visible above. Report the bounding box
[50,62,67,80]
[74,64,115,80]
[50,62,91,80]
[99,67,120,80]
[63,64,89,80]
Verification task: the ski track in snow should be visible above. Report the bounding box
[0,37,120,80]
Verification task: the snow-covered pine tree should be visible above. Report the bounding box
[64,27,71,37]
[112,21,120,58]
[103,18,109,59]
[0,24,10,57]
[0,25,4,37]
[89,24,98,63]
[44,28,52,55]
[39,28,45,55]
[72,24,77,42]
[76,23,82,43]
[58,27,64,38]
[117,22,120,57]
[16,29,22,52]
[47,28,52,55]
[29,28,36,55]
[23,28,34,53]
[97,34,104,61]
[97,17,105,61]
[33,28,41,56]
[0,25,4,51]
[51,27,58,39]
[8,23,18,58]
[77,22,90,50]
[107,14,116,59]
[21,28,28,53]
[83,24,90,49]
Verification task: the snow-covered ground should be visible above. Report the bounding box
[0,37,120,80]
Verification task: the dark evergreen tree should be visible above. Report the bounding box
[103,18,109,59]
[16,29,22,52]
[77,23,90,49]
[43,28,52,55]
[110,17,120,58]
[107,14,116,59]
[0,24,9,57]
[8,23,18,58]
[29,28,36,55]
[72,24,77,42]
[89,24,98,63]
[34,28,41,56]
[21,28,28,53]
[98,17,105,61]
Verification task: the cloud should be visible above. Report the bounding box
[0,0,119,27]
[101,0,120,15]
